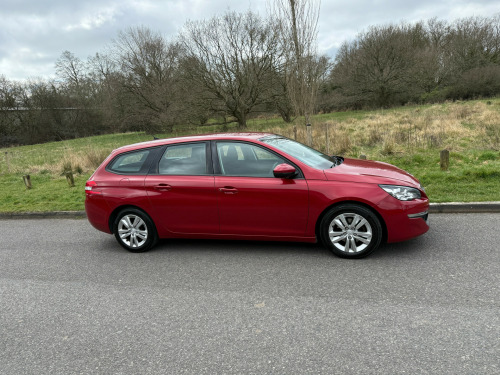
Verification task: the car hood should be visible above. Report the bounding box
[323,158,421,187]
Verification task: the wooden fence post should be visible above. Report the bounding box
[66,172,75,187]
[5,152,9,173]
[23,175,32,189]
[440,150,450,171]
[306,123,312,147]
[325,124,330,155]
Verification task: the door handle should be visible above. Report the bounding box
[219,186,238,194]
[154,184,172,191]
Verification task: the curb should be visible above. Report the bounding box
[428,202,500,213]
[0,211,87,220]
[1,202,500,219]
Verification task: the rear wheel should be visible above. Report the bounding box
[320,204,382,258]
[113,208,157,253]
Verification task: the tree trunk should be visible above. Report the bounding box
[236,112,247,128]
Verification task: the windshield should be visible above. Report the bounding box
[260,135,338,170]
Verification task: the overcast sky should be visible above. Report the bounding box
[1,0,498,81]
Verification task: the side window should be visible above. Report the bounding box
[217,142,284,177]
[107,149,150,174]
[159,143,208,175]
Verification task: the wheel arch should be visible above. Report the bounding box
[108,205,154,234]
[314,200,388,244]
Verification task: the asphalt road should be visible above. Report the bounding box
[0,214,499,375]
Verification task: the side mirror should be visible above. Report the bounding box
[273,163,297,179]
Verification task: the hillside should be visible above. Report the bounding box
[1,98,499,212]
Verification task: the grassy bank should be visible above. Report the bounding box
[1,98,499,212]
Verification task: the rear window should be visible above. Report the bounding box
[107,149,151,174]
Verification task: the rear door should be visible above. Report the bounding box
[145,142,218,234]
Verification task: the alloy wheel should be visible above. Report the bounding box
[117,214,149,249]
[328,212,373,253]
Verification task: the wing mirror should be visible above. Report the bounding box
[273,163,297,179]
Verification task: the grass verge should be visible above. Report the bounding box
[0,173,90,212]
[1,98,499,212]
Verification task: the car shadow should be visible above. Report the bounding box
[371,237,427,259]
[151,237,329,257]
[156,237,428,259]
[99,234,427,260]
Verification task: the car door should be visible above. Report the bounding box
[214,141,309,237]
[144,142,218,234]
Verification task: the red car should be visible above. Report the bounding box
[85,133,429,258]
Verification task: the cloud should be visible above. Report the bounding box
[317,0,499,54]
[0,0,498,80]
[63,7,119,31]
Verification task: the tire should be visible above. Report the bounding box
[113,208,158,253]
[319,204,382,259]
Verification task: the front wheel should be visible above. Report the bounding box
[319,204,382,259]
[113,208,158,253]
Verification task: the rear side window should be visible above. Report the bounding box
[159,143,208,175]
[107,149,151,174]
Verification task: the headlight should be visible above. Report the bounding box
[379,185,421,201]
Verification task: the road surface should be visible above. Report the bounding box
[0,214,499,374]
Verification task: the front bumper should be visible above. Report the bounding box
[377,196,430,243]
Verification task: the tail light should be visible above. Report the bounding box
[85,180,101,195]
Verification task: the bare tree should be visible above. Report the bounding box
[55,50,98,109]
[413,18,452,93]
[267,65,295,123]
[88,53,116,84]
[181,11,282,128]
[55,51,86,88]
[0,76,18,145]
[439,15,500,99]
[87,53,124,132]
[112,26,184,133]
[0,76,18,112]
[271,0,323,126]
[447,15,500,72]
[328,14,500,108]
[331,23,427,108]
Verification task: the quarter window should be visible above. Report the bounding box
[107,150,151,174]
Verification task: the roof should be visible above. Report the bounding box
[113,132,276,153]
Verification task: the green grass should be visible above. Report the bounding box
[0,173,90,212]
[0,133,154,175]
[1,98,500,212]
[382,150,500,202]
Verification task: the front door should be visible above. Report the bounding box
[215,141,309,237]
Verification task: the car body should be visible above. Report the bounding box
[85,133,429,258]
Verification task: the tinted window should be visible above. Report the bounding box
[159,143,208,175]
[107,150,150,174]
[217,142,284,177]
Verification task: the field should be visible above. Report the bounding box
[1,98,500,212]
